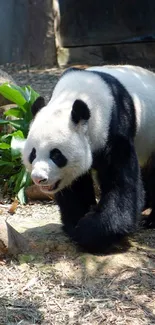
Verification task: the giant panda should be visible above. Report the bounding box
[22,65,155,254]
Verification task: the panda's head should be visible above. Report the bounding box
[22,96,92,194]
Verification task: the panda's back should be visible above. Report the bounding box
[51,65,155,166]
[88,65,155,165]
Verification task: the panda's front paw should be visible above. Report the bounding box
[73,209,128,254]
[73,211,105,253]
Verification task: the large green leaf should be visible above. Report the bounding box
[11,133,25,157]
[22,86,40,105]
[0,161,14,166]
[22,86,40,122]
[0,143,10,149]
[0,149,12,161]
[0,83,27,110]
[0,133,12,141]
[0,130,24,146]
[17,171,31,204]
[17,186,26,204]
[0,119,9,125]
[4,107,24,118]
[0,119,28,134]
[0,164,14,175]
[11,130,24,139]
[14,167,27,193]
[8,120,29,135]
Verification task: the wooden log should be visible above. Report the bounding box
[25,184,53,201]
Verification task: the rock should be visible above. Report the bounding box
[0,69,17,133]
[0,219,31,256]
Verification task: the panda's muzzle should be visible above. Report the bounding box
[31,172,61,192]
[41,179,61,192]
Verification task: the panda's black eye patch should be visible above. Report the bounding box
[29,147,36,164]
[50,148,67,168]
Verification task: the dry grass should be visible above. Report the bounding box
[0,249,155,325]
[0,201,155,325]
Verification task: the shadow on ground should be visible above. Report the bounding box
[0,296,43,325]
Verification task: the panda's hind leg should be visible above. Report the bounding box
[141,153,155,228]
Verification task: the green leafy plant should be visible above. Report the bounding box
[0,83,40,203]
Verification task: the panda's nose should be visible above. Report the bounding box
[32,176,48,185]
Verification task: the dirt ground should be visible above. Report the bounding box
[0,65,155,325]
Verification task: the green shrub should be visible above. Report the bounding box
[0,83,40,203]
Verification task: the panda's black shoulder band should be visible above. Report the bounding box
[62,67,83,78]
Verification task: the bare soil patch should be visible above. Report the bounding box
[0,65,155,325]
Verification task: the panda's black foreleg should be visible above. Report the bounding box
[55,172,96,237]
[73,136,144,254]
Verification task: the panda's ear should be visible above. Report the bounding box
[31,96,45,117]
[71,100,90,124]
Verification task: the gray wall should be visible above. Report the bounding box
[0,0,29,64]
[0,0,57,66]
[1,0,155,67]
[57,0,155,47]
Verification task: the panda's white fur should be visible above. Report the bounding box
[22,65,155,253]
